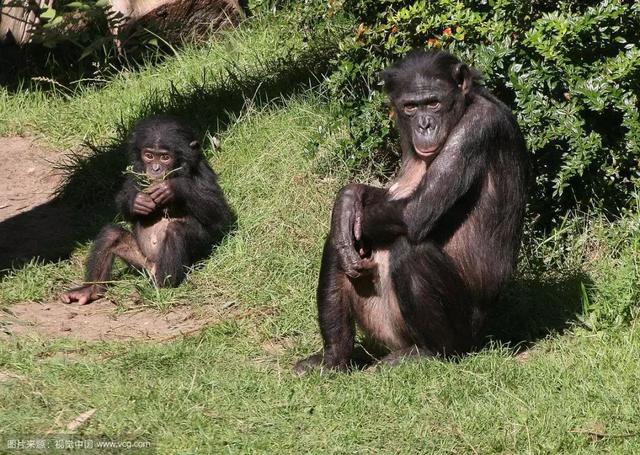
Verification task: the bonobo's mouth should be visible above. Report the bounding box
[413,144,439,159]
[148,172,166,180]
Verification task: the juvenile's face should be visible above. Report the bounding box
[393,75,465,159]
[141,148,176,180]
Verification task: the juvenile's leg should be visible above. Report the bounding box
[294,238,357,374]
[391,238,475,357]
[61,224,151,304]
[152,222,192,287]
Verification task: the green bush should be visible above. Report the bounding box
[322,0,640,226]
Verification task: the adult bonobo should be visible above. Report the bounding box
[295,50,529,372]
[61,116,233,305]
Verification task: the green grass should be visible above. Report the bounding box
[1,8,640,454]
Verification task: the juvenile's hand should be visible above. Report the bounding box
[133,192,157,215]
[148,181,174,206]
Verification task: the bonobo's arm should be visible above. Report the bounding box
[164,162,233,236]
[330,183,400,277]
[116,176,157,220]
[358,189,406,245]
[360,101,498,245]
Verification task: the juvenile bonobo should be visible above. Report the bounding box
[61,116,233,305]
[295,50,529,372]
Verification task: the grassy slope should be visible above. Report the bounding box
[1,10,640,454]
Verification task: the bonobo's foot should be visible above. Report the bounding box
[376,346,433,368]
[60,285,102,305]
[293,352,349,375]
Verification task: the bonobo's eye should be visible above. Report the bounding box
[427,100,440,109]
[160,154,172,163]
[403,104,418,116]
[143,151,154,161]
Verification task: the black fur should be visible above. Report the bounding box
[89,116,232,290]
[296,50,529,372]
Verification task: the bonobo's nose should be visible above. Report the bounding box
[418,115,431,131]
[152,163,161,172]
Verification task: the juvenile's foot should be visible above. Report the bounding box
[60,285,101,305]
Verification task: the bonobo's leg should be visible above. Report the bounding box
[61,224,150,305]
[294,238,357,374]
[390,238,475,357]
[153,221,193,287]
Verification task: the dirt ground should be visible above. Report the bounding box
[0,135,65,222]
[0,136,220,342]
[1,300,223,342]
[0,136,79,270]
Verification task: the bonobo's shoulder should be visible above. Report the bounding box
[469,87,514,118]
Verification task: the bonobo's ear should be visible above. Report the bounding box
[380,68,399,94]
[189,140,200,150]
[452,63,479,95]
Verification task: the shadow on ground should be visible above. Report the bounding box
[486,267,590,350]
[0,43,335,276]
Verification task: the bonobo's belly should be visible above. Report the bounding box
[351,249,412,350]
[136,217,179,262]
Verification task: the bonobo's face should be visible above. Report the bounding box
[394,75,465,159]
[141,148,176,180]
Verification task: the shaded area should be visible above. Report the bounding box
[322,267,591,372]
[0,136,106,272]
[0,42,336,276]
[0,199,113,273]
[0,0,248,91]
[486,268,590,350]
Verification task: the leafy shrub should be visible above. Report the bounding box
[321,0,640,227]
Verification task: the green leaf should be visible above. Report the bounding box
[39,7,56,20]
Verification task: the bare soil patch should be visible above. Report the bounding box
[0,136,82,270]
[1,300,224,341]
[0,136,65,222]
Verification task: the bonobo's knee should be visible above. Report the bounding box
[94,224,128,249]
[163,222,187,246]
[335,183,361,203]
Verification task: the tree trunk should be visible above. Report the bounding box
[0,0,53,45]
[0,0,244,46]
[109,0,245,44]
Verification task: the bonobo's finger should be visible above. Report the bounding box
[153,191,171,205]
[61,286,98,305]
[353,197,364,242]
[149,185,172,205]
[148,186,163,199]
[149,182,168,195]
[337,244,368,278]
[139,194,157,207]
[133,203,151,215]
[135,195,156,211]
[357,257,377,272]
[353,211,362,242]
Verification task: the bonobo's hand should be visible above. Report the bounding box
[133,192,157,215]
[331,184,376,278]
[148,181,174,207]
